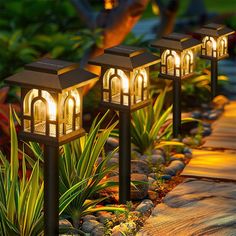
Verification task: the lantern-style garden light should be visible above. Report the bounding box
[151,33,201,137]
[104,0,118,10]
[89,45,160,203]
[5,58,97,235]
[194,23,235,99]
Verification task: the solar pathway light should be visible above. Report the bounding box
[151,33,201,138]
[89,45,160,203]
[194,23,235,99]
[104,0,118,10]
[5,58,97,236]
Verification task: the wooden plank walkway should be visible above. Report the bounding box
[138,179,236,236]
[181,149,236,181]
[138,97,236,235]
[202,101,236,150]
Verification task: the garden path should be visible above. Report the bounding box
[138,98,236,235]
[138,102,236,235]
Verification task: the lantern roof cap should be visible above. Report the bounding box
[88,45,160,70]
[5,58,98,92]
[151,33,201,51]
[194,23,235,37]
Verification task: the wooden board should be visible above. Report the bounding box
[181,149,236,181]
[202,138,236,150]
[138,179,236,236]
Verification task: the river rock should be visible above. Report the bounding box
[202,127,211,136]
[150,154,165,165]
[161,175,172,181]
[91,225,106,236]
[131,160,150,175]
[131,174,149,200]
[148,190,159,201]
[81,220,102,233]
[191,110,202,119]
[97,211,113,224]
[82,214,97,222]
[151,149,164,155]
[164,160,185,176]
[170,153,185,161]
[107,137,119,148]
[136,199,154,214]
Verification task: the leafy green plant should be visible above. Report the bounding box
[0,108,126,235]
[0,107,44,235]
[181,72,228,107]
[130,89,172,154]
[26,111,126,228]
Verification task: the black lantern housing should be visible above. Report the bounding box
[89,45,160,204]
[151,33,201,80]
[194,23,235,99]
[6,58,98,146]
[5,58,97,236]
[89,45,160,112]
[151,33,201,137]
[195,23,234,61]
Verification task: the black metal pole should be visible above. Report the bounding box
[211,60,218,99]
[173,79,181,138]
[119,111,131,204]
[44,145,59,236]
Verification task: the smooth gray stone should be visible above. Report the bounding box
[131,160,150,175]
[91,225,106,236]
[136,199,154,214]
[81,220,101,233]
[164,160,185,176]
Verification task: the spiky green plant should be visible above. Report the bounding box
[0,107,44,235]
[130,89,196,154]
[0,108,125,235]
[26,111,126,227]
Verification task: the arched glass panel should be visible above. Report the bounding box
[218,36,227,57]
[23,89,38,116]
[111,76,121,103]
[182,50,193,76]
[103,68,129,105]
[33,99,46,135]
[162,50,180,76]
[41,90,56,121]
[65,98,75,134]
[203,36,217,57]
[103,68,115,89]
[60,89,80,135]
[133,68,148,102]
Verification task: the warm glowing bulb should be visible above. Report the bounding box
[42,90,57,120]
[175,54,180,67]
[117,69,129,93]
[71,89,80,113]
[68,98,74,109]
[122,77,129,93]
[210,37,217,50]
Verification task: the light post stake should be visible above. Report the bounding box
[211,60,218,99]
[173,79,181,138]
[119,111,131,203]
[89,45,159,204]
[151,33,201,138]
[194,23,234,100]
[5,58,97,235]
[44,145,59,235]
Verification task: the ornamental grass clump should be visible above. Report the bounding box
[131,89,197,154]
[26,111,125,228]
[0,107,44,235]
[0,108,125,235]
